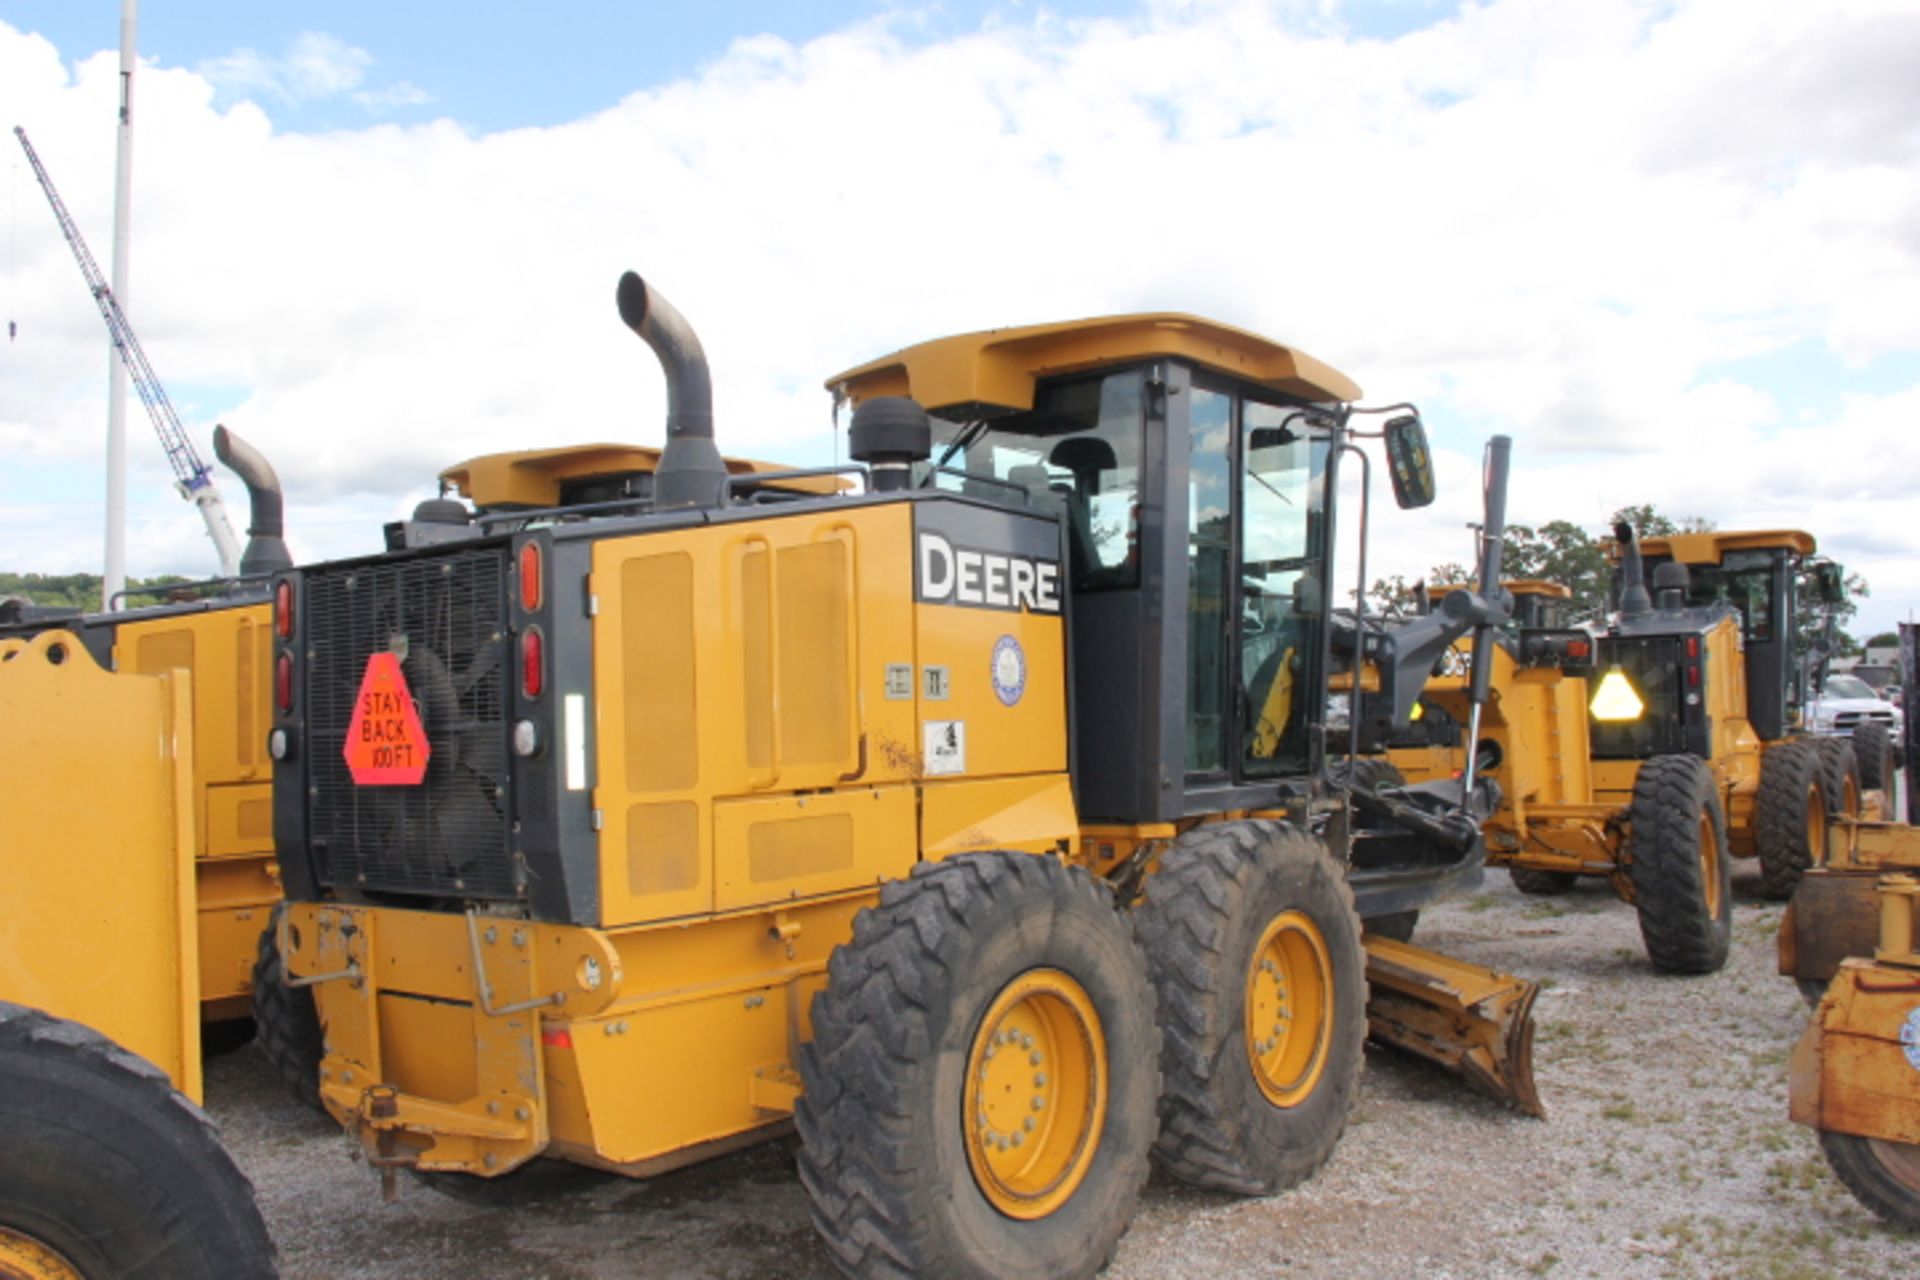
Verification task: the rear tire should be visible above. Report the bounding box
[1757,739,1830,900]
[0,1002,277,1280]
[1818,1130,1920,1231]
[795,852,1159,1280]
[251,905,324,1111]
[1134,821,1366,1195]
[1510,867,1579,896]
[1626,755,1732,974]
[1853,721,1896,796]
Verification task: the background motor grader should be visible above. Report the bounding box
[1782,622,1920,1229]
[265,275,1538,1279]
[0,428,300,1062]
[0,628,276,1278]
[1365,526,1863,974]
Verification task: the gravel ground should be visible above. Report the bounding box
[208,864,1918,1279]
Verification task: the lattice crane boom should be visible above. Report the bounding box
[14,126,242,578]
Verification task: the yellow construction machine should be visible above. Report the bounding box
[264,275,1540,1278]
[1361,527,1865,974]
[1781,623,1920,1229]
[0,428,297,1052]
[0,628,277,1277]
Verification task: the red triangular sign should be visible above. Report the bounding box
[343,652,432,785]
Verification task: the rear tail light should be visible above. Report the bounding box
[1566,639,1591,660]
[522,627,544,699]
[275,652,293,712]
[1685,636,1700,659]
[274,580,293,638]
[1688,665,1700,687]
[519,543,543,612]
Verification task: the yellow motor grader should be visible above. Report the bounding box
[1360,527,1863,974]
[0,429,294,1052]
[264,274,1541,1278]
[1781,622,1920,1229]
[0,628,277,1278]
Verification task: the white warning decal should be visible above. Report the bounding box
[923,720,966,776]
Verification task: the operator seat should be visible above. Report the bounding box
[1047,436,1119,585]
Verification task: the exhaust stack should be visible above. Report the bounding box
[212,425,292,576]
[1614,522,1653,618]
[616,272,727,510]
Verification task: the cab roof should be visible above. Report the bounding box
[1636,530,1816,564]
[826,313,1363,419]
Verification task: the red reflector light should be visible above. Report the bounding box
[541,1028,573,1049]
[519,543,543,612]
[275,652,293,712]
[1567,640,1590,659]
[1686,636,1700,659]
[522,627,544,699]
[274,580,293,638]
[1688,666,1700,687]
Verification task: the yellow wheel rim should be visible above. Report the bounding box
[1807,782,1827,864]
[963,969,1106,1220]
[1699,813,1723,919]
[0,1226,84,1280]
[1244,910,1335,1108]
[1868,1138,1920,1194]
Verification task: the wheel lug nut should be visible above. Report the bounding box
[1034,1072,1047,1086]
[1030,1051,1043,1065]
[1024,1116,1036,1132]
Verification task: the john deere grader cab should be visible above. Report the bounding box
[265,274,1536,1278]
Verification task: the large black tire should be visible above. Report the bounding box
[1331,760,1418,942]
[1812,737,1863,823]
[250,906,324,1111]
[0,1002,278,1279]
[1818,1130,1920,1231]
[1133,821,1366,1195]
[1756,739,1831,900]
[1626,754,1732,974]
[1509,867,1579,896]
[1853,721,1897,796]
[795,853,1159,1280]
[1327,756,1405,805]
[1361,910,1419,944]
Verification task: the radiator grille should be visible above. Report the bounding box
[303,548,519,900]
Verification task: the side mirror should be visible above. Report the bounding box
[1812,560,1846,605]
[1383,415,1436,509]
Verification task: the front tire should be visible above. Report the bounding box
[1134,821,1366,1195]
[1510,867,1579,896]
[1818,1130,1920,1231]
[1853,721,1896,796]
[0,1002,277,1280]
[1626,754,1732,974]
[1756,739,1830,900]
[795,853,1159,1280]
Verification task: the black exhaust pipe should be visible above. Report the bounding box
[1614,522,1652,617]
[616,272,728,510]
[213,425,293,576]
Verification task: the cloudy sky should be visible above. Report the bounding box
[1,0,1916,635]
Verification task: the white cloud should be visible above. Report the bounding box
[196,32,428,110]
[0,0,1916,635]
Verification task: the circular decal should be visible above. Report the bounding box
[991,635,1027,707]
[1903,1008,1920,1072]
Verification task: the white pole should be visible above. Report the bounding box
[103,0,137,611]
